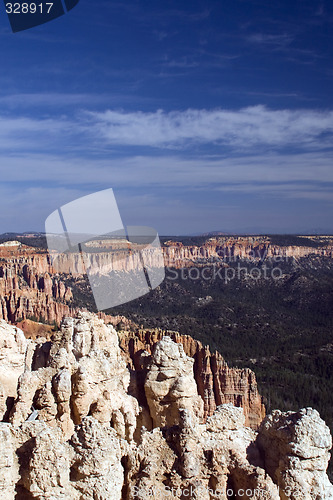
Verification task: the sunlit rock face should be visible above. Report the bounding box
[258,408,333,499]
[120,327,266,429]
[0,312,331,499]
[0,320,28,421]
[9,312,139,442]
[1,237,332,327]
[144,336,204,427]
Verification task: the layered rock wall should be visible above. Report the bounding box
[0,237,332,326]
[120,328,265,429]
[0,248,74,324]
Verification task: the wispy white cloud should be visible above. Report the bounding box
[160,50,240,71]
[244,31,324,65]
[0,150,332,233]
[2,105,333,153]
[0,114,74,151]
[161,56,200,69]
[0,104,333,232]
[88,106,333,150]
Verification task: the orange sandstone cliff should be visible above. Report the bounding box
[119,328,265,429]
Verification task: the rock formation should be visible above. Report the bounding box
[162,237,333,268]
[0,312,331,499]
[258,408,333,499]
[0,320,28,421]
[1,237,333,326]
[0,246,74,325]
[144,336,204,427]
[120,328,265,429]
[0,239,267,431]
[9,313,139,442]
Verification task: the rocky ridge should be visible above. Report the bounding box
[0,243,265,430]
[0,247,74,325]
[1,237,332,327]
[119,328,265,429]
[162,237,333,268]
[0,312,332,499]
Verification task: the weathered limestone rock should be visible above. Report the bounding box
[144,336,204,427]
[0,320,28,420]
[5,418,124,500]
[211,355,265,429]
[121,328,265,429]
[126,427,179,499]
[0,424,18,498]
[70,417,124,500]
[10,312,139,441]
[127,404,280,500]
[257,408,333,499]
[20,422,75,499]
[0,314,331,499]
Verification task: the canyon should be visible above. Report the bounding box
[0,236,332,326]
[119,328,265,429]
[1,236,310,432]
[0,237,333,480]
[0,236,331,433]
[0,240,266,431]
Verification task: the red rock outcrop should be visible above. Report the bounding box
[0,238,328,430]
[119,328,265,429]
[1,236,332,283]
[162,237,333,268]
[0,245,74,325]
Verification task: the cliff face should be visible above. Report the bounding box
[0,320,28,420]
[0,237,332,325]
[119,328,265,429]
[0,238,327,435]
[0,246,74,324]
[1,237,333,280]
[0,312,332,499]
[162,237,333,268]
[0,243,266,433]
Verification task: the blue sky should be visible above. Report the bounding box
[0,0,333,234]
